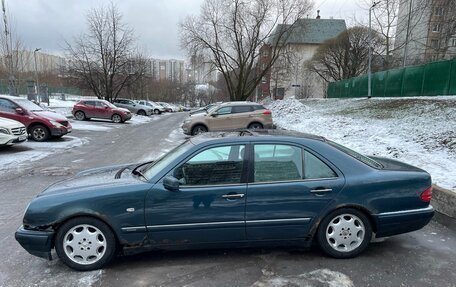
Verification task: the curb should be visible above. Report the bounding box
[432,185,456,231]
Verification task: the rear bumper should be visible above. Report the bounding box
[15,226,54,260]
[373,205,434,238]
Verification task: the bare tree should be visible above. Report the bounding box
[65,3,146,101]
[179,0,313,101]
[308,26,384,82]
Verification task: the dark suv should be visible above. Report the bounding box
[0,95,72,141]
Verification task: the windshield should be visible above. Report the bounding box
[328,140,383,169]
[142,141,193,180]
[15,99,44,111]
[206,104,220,114]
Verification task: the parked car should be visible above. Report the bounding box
[112,99,153,116]
[189,102,222,115]
[136,100,166,114]
[15,130,434,271]
[72,100,132,123]
[0,95,72,141]
[0,117,27,146]
[157,102,177,112]
[182,101,273,135]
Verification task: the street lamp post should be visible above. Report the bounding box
[34,48,41,102]
[368,1,380,99]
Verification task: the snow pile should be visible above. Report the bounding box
[268,97,456,191]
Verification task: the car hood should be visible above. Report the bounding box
[369,156,426,172]
[0,117,24,128]
[39,163,142,196]
[32,110,69,121]
[117,107,130,113]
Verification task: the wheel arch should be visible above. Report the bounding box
[309,204,378,240]
[27,122,51,135]
[191,122,208,132]
[247,121,264,129]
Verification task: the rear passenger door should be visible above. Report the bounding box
[231,105,253,128]
[245,143,345,240]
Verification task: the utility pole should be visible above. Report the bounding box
[368,1,380,99]
[2,0,15,96]
[34,48,41,102]
[403,0,413,67]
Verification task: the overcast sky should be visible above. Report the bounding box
[5,0,365,60]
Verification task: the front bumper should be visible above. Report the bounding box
[124,113,132,121]
[15,226,54,260]
[182,122,191,134]
[373,205,434,238]
[50,126,71,136]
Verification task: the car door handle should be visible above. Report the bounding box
[310,188,333,193]
[222,193,245,199]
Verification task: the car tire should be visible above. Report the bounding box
[154,109,161,115]
[317,208,372,259]
[137,110,146,116]
[111,114,122,123]
[74,111,86,121]
[55,217,117,271]
[29,125,50,142]
[248,122,263,129]
[191,125,208,136]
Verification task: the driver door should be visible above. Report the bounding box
[208,106,236,131]
[145,144,248,245]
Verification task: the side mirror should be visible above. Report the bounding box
[163,176,180,191]
[15,108,25,115]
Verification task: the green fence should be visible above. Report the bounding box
[327,59,456,98]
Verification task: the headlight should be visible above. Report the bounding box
[50,120,63,128]
[0,127,10,134]
[184,119,192,124]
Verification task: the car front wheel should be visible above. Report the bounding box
[317,208,372,258]
[111,114,122,123]
[137,110,146,116]
[191,125,207,136]
[29,125,50,141]
[154,109,161,115]
[55,217,117,271]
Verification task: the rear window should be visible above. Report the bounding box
[328,141,383,169]
[232,106,252,113]
[252,105,266,111]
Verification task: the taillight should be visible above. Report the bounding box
[420,186,432,202]
[263,110,272,115]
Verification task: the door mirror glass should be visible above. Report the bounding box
[163,176,180,191]
[15,107,25,114]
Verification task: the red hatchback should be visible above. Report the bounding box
[72,99,132,123]
[0,95,72,141]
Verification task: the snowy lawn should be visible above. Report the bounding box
[268,97,456,191]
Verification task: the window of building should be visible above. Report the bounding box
[435,7,444,16]
[431,39,439,49]
[432,23,442,32]
[452,39,456,47]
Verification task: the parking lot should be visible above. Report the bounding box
[1,112,455,287]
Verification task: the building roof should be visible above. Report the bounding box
[272,18,347,45]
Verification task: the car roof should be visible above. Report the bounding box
[0,95,27,101]
[190,129,326,145]
[217,101,262,107]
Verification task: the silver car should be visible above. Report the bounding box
[112,99,153,116]
[137,100,166,114]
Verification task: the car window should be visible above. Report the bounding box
[254,144,303,182]
[174,145,245,186]
[0,99,17,113]
[303,151,337,179]
[232,106,252,113]
[95,101,107,107]
[252,105,266,111]
[215,106,231,115]
[85,101,96,106]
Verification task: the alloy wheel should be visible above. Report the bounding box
[63,224,107,265]
[325,213,365,252]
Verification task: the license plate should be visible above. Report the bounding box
[18,135,27,141]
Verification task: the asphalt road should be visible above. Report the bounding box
[0,113,455,287]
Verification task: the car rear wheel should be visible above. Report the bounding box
[74,111,86,121]
[154,109,161,115]
[55,217,117,271]
[192,125,208,136]
[248,122,263,129]
[111,114,122,123]
[29,125,50,141]
[137,110,146,116]
[317,208,372,258]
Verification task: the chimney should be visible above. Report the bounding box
[316,10,321,19]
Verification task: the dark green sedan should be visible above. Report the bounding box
[15,130,434,271]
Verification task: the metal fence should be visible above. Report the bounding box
[327,59,456,98]
[0,79,82,96]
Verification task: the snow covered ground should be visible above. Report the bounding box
[268,97,456,191]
